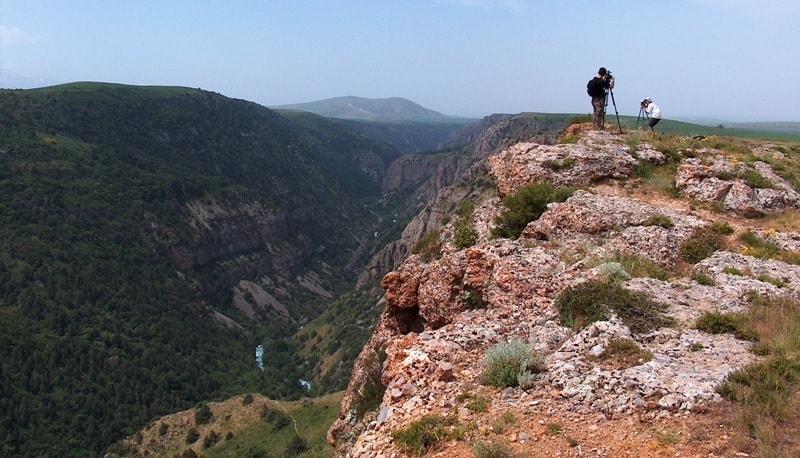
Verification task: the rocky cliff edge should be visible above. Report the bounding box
[328,126,800,457]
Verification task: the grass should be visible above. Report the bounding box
[599,251,670,281]
[391,415,448,456]
[589,337,653,369]
[694,311,758,341]
[472,439,519,458]
[716,296,800,457]
[144,393,343,458]
[456,392,490,413]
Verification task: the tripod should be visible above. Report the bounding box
[636,106,650,130]
[603,89,623,134]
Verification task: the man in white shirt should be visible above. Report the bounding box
[641,98,661,133]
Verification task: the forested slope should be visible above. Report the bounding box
[0,83,399,456]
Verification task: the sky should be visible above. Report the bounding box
[1,0,798,122]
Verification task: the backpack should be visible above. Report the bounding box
[587,77,606,97]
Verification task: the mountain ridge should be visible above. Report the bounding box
[273,95,465,122]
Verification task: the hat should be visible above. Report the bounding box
[644,97,652,102]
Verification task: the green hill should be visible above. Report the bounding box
[0,83,402,457]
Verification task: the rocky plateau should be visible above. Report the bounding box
[328,126,800,457]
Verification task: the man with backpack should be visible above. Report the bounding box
[587,67,615,130]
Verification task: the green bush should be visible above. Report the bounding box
[456,392,490,413]
[492,181,575,239]
[391,415,447,456]
[185,427,200,444]
[555,280,674,333]
[454,221,478,249]
[543,157,576,170]
[472,439,515,458]
[695,312,758,341]
[709,220,735,235]
[740,168,774,189]
[643,213,674,229]
[413,228,442,262]
[462,286,484,310]
[690,269,716,286]
[679,226,725,263]
[261,406,290,430]
[283,434,307,457]
[202,430,220,449]
[480,340,545,388]
[740,230,779,259]
[194,403,213,425]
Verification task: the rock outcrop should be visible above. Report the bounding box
[329,128,800,457]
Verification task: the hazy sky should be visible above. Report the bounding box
[1,0,798,122]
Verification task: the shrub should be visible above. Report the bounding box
[472,439,515,458]
[412,228,442,262]
[261,406,290,430]
[604,251,670,281]
[555,280,674,333]
[242,393,254,405]
[283,434,307,456]
[194,403,213,425]
[723,266,744,276]
[391,415,447,455]
[543,157,576,170]
[695,312,757,341]
[567,114,592,126]
[740,230,779,259]
[455,200,476,218]
[690,269,716,286]
[709,220,735,235]
[202,430,220,449]
[590,337,653,368]
[462,286,484,310]
[456,392,489,412]
[454,221,478,249]
[595,262,630,282]
[679,226,725,263]
[352,345,387,420]
[544,423,562,435]
[643,213,674,229]
[492,181,575,239]
[480,340,545,388]
[558,134,580,144]
[740,168,774,189]
[185,427,200,444]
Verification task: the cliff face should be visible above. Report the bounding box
[357,113,570,288]
[329,126,800,456]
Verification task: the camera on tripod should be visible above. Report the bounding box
[603,70,613,81]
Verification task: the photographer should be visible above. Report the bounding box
[641,97,661,133]
[587,67,615,130]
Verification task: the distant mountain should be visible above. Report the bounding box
[274,96,460,122]
[0,71,61,89]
